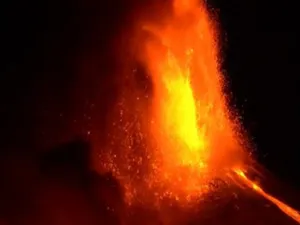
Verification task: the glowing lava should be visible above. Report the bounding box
[101,0,246,203]
[141,0,245,200]
[99,1,300,223]
[234,169,300,224]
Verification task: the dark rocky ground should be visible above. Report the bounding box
[0,139,299,225]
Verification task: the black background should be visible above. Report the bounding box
[1,0,299,192]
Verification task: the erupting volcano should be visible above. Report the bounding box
[95,0,300,223]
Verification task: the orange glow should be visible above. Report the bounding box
[141,0,245,200]
[234,169,300,224]
[94,0,300,223]
[94,2,300,223]
[100,0,247,204]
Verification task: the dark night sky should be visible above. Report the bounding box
[1,0,299,190]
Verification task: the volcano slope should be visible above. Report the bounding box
[1,139,299,225]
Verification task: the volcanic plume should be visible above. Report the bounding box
[95,0,300,223]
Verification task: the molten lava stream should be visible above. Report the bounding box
[234,169,300,224]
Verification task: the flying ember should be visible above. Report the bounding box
[101,0,245,204]
[137,0,246,201]
[98,1,300,222]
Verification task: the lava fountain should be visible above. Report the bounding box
[102,0,246,204]
[97,0,300,222]
[141,0,246,201]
